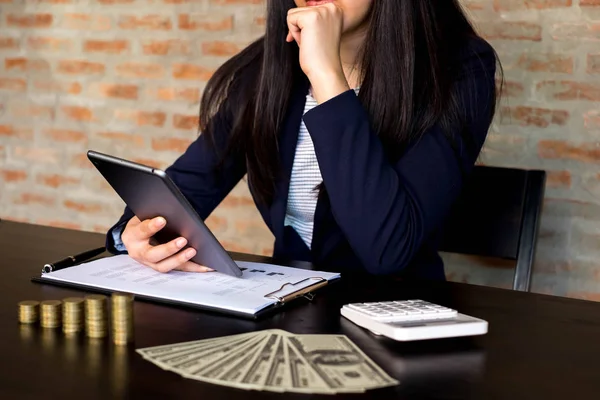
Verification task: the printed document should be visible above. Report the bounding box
[41,255,340,315]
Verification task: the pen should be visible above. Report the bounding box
[42,247,106,274]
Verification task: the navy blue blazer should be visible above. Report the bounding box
[106,37,497,281]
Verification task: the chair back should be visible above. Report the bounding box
[439,165,546,291]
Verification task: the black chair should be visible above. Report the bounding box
[438,166,546,292]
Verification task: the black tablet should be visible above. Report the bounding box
[87,150,243,277]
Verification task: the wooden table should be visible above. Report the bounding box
[1,220,599,399]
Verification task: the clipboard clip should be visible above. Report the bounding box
[264,277,328,304]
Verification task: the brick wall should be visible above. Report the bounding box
[0,1,598,301]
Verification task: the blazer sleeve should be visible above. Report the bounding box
[302,40,497,275]
[104,107,247,254]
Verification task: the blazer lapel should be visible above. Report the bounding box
[271,77,309,244]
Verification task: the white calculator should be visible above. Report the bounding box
[341,300,488,341]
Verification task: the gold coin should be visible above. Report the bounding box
[41,300,61,306]
[109,293,134,344]
[40,300,62,328]
[87,331,107,339]
[87,327,107,332]
[19,300,40,307]
[18,301,39,323]
[111,317,133,323]
[112,292,134,299]
[85,300,107,339]
[87,318,107,323]
[87,325,107,330]
[88,325,107,331]
[111,297,134,307]
[111,326,133,332]
[111,318,132,322]
[86,312,106,317]
[87,323,107,328]
[85,294,107,302]
[63,297,84,304]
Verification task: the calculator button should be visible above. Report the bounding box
[361,309,378,315]
[372,313,392,318]
[344,301,458,323]
[389,311,407,316]
[358,309,379,317]
[346,304,368,311]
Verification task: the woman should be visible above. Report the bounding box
[106,0,500,280]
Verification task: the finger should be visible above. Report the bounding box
[122,216,142,246]
[291,30,301,45]
[126,215,141,227]
[152,247,197,274]
[175,262,215,273]
[287,6,315,28]
[143,236,188,264]
[287,6,307,15]
[286,30,293,42]
[135,216,166,240]
[286,13,304,45]
[286,22,301,45]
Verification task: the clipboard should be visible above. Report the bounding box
[31,255,340,320]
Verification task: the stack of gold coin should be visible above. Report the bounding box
[40,300,62,328]
[85,294,108,338]
[18,300,40,324]
[62,297,84,334]
[111,292,134,345]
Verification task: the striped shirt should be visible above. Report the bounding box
[284,88,358,249]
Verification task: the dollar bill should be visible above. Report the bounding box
[285,336,334,394]
[137,330,399,394]
[215,336,273,386]
[154,333,265,372]
[261,335,291,392]
[236,332,281,388]
[136,332,255,360]
[145,333,258,367]
[185,334,269,382]
[287,334,398,392]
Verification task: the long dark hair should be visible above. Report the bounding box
[199,0,500,205]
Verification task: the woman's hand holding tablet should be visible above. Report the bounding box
[121,216,215,274]
[87,150,243,278]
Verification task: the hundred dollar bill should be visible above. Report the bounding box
[154,333,265,372]
[287,334,399,392]
[209,330,291,390]
[262,335,291,392]
[146,333,259,367]
[185,335,269,383]
[285,337,334,394]
[235,332,281,388]
[213,337,272,388]
[136,332,255,360]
